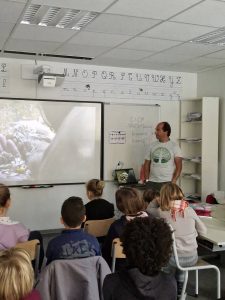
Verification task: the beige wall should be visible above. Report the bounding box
[0,57,197,230]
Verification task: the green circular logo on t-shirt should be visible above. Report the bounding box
[152,147,171,163]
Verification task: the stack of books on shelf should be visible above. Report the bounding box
[183,155,201,163]
[179,137,202,142]
[182,173,201,180]
[186,112,202,122]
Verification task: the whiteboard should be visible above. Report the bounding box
[104,104,160,180]
[0,98,102,186]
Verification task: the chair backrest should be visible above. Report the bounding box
[84,217,115,237]
[111,238,126,272]
[15,239,40,278]
[169,225,187,271]
[15,239,40,260]
[169,225,183,269]
[112,238,126,258]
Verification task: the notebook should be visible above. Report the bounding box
[115,168,138,185]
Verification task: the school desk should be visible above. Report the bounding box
[198,205,225,252]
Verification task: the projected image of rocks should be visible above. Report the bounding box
[0,101,55,181]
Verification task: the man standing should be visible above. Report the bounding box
[144,122,182,192]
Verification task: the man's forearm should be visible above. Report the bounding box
[172,170,180,183]
[172,157,182,183]
[144,160,151,181]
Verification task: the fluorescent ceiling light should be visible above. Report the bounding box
[21,4,98,30]
[191,27,225,46]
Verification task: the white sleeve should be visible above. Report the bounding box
[144,148,151,160]
[173,143,183,158]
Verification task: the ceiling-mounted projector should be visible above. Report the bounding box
[33,65,65,87]
[38,73,65,87]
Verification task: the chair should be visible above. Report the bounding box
[84,217,115,237]
[111,238,126,272]
[171,228,221,300]
[15,239,40,279]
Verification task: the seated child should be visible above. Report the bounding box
[85,179,114,220]
[0,248,41,300]
[102,187,148,267]
[46,196,101,265]
[0,183,44,268]
[0,183,29,249]
[156,183,207,295]
[143,188,160,213]
[103,216,177,300]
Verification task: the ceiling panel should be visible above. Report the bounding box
[105,0,201,20]
[92,57,136,67]
[10,0,27,2]
[5,39,60,53]
[143,52,192,64]
[1,0,225,72]
[55,44,110,57]
[119,37,181,52]
[0,22,15,38]
[204,49,225,59]
[12,24,77,42]
[127,60,174,71]
[0,38,6,49]
[165,64,207,72]
[172,0,225,27]
[69,31,131,47]
[171,60,225,72]
[161,42,225,56]
[85,14,161,35]
[100,48,152,60]
[189,56,225,66]
[31,0,116,12]
[0,0,26,23]
[142,21,217,42]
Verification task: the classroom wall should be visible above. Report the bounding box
[0,57,197,230]
[197,67,225,192]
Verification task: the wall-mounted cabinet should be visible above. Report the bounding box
[179,97,219,201]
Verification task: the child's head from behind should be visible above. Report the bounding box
[61,196,86,228]
[160,183,184,211]
[86,179,105,199]
[143,188,160,206]
[0,248,34,300]
[0,184,10,208]
[116,187,144,215]
[121,216,172,276]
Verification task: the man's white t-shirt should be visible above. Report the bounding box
[145,140,182,182]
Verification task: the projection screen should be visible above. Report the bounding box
[0,98,102,186]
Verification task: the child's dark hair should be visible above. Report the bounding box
[143,189,160,204]
[61,197,85,227]
[0,184,10,207]
[121,216,173,276]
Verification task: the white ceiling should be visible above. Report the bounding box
[2,0,225,72]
